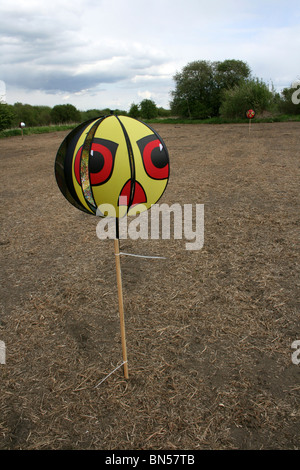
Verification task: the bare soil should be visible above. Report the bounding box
[0,122,299,450]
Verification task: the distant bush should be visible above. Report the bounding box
[0,101,15,131]
[157,107,171,117]
[279,84,300,115]
[80,108,128,121]
[128,103,140,119]
[80,109,103,121]
[139,99,158,119]
[50,104,81,124]
[220,78,273,118]
[12,102,52,127]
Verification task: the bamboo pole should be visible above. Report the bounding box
[114,238,129,379]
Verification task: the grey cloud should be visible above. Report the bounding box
[0,1,172,97]
[1,36,168,95]
[1,62,128,93]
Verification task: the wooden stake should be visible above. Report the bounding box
[114,238,129,379]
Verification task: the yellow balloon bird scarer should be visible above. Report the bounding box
[55,114,170,219]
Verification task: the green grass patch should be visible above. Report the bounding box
[146,114,300,125]
[0,123,77,139]
[0,115,299,139]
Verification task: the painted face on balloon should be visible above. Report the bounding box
[59,115,169,218]
[246,109,255,119]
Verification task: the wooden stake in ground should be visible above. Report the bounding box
[246,109,255,135]
[114,238,129,379]
[19,122,25,140]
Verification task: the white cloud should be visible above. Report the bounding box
[137,90,153,100]
[0,80,6,101]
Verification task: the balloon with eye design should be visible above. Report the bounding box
[246,109,255,119]
[54,115,170,219]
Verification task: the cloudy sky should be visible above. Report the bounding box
[1,0,299,111]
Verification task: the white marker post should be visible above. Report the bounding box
[19,122,25,139]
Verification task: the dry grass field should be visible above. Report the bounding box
[0,121,299,450]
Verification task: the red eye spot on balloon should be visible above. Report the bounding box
[89,143,113,185]
[137,135,169,180]
[74,138,118,186]
[74,146,82,185]
[118,180,147,207]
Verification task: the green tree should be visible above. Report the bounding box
[50,104,81,124]
[12,102,38,127]
[0,101,15,131]
[128,103,140,119]
[139,99,158,119]
[219,78,273,118]
[35,106,52,126]
[113,109,128,116]
[213,59,251,113]
[171,60,214,118]
[11,103,52,127]
[215,60,251,90]
[170,59,251,118]
[157,107,171,117]
[80,109,103,121]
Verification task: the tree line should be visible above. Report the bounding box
[0,100,171,131]
[170,59,299,119]
[0,59,299,131]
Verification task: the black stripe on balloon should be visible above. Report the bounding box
[80,117,105,213]
[116,217,120,240]
[54,119,96,214]
[115,116,136,213]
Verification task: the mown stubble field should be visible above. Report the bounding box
[0,121,299,449]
